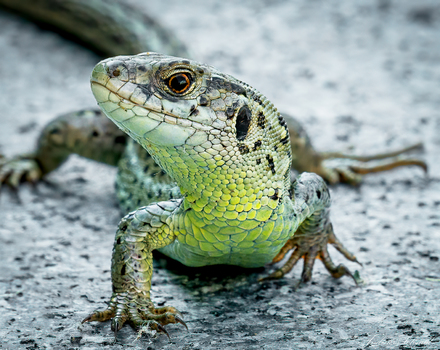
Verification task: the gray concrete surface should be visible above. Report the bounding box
[0,0,439,349]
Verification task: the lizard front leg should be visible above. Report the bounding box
[82,199,187,336]
[263,172,361,284]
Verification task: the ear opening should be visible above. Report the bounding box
[235,105,252,141]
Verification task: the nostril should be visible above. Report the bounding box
[106,61,124,78]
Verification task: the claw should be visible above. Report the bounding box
[111,315,127,335]
[353,258,363,267]
[82,307,115,324]
[331,265,363,286]
[155,322,170,340]
[25,167,42,184]
[293,279,302,291]
[319,242,362,285]
[300,246,319,283]
[175,315,188,331]
[352,270,364,285]
[81,314,93,324]
[258,267,288,282]
[8,170,24,188]
[338,265,356,284]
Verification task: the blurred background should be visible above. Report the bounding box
[0,0,439,348]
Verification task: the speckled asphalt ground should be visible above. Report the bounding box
[0,0,439,349]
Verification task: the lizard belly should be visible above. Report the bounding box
[159,199,296,268]
[158,238,280,268]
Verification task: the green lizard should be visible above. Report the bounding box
[0,0,427,337]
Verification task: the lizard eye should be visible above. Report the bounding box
[166,73,192,94]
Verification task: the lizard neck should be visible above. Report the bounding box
[142,84,293,217]
[145,136,288,220]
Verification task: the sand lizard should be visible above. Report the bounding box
[0,0,427,336]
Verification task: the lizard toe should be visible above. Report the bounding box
[262,224,360,285]
[175,315,188,331]
[83,292,186,338]
[0,157,43,190]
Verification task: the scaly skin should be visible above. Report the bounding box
[0,0,427,337]
[80,52,361,334]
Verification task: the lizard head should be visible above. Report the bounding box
[91,52,292,198]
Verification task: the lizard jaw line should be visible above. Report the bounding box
[91,81,216,132]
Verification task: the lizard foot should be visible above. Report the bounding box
[319,142,427,185]
[0,154,42,190]
[261,224,362,285]
[82,292,187,338]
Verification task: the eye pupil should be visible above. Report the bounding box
[168,73,191,93]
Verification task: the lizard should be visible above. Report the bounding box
[0,0,426,188]
[0,0,427,337]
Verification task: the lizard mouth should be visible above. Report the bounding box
[92,81,187,123]
[90,77,213,147]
